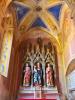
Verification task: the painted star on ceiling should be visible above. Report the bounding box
[13,0,63,32]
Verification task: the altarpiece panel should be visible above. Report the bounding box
[21,37,56,88]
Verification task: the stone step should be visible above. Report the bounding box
[17,86,60,100]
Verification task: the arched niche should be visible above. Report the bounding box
[19,38,56,87]
[13,29,62,99]
[16,28,61,54]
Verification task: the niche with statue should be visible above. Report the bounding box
[21,37,56,88]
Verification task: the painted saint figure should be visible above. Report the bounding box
[23,63,31,87]
[46,62,55,87]
[33,62,43,87]
[37,63,43,85]
[33,65,38,86]
[37,62,43,86]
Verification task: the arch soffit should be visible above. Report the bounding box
[16,28,61,54]
[66,58,75,76]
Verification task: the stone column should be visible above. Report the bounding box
[0,14,14,100]
[0,14,13,77]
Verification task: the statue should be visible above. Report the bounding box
[33,62,43,87]
[46,62,55,87]
[23,63,31,87]
[33,65,38,86]
[37,62,43,86]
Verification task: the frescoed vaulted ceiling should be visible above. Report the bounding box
[12,0,68,37]
[0,0,72,52]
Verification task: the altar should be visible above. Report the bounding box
[17,37,60,100]
[17,86,60,100]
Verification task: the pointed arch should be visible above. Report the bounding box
[66,58,75,76]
